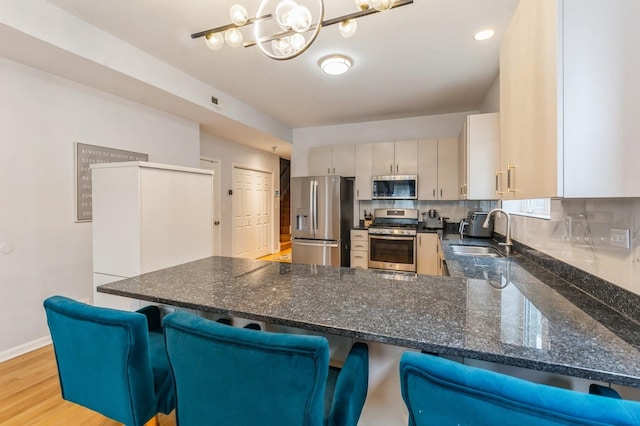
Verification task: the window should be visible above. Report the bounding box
[502,198,551,219]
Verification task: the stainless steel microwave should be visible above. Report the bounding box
[372,175,418,200]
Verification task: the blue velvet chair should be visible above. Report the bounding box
[43,295,175,426]
[400,352,640,426]
[162,310,369,426]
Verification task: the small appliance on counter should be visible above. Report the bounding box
[363,210,373,229]
[463,211,494,238]
[421,209,445,230]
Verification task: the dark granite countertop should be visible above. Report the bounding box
[99,238,640,388]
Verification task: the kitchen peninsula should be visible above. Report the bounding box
[98,241,640,388]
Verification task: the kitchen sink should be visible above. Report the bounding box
[450,245,503,257]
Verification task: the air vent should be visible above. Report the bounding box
[210,96,223,108]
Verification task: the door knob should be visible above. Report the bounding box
[214,221,220,225]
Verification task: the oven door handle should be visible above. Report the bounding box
[369,235,415,241]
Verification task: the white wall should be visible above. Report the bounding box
[200,132,281,256]
[0,58,200,360]
[479,74,500,113]
[291,111,475,177]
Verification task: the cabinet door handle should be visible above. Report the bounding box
[432,189,436,198]
[495,171,505,195]
[328,167,331,174]
[333,168,335,174]
[390,164,393,173]
[419,235,422,247]
[440,189,443,197]
[357,189,359,198]
[507,164,517,194]
[396,164,399,173]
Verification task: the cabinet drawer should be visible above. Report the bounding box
[351,230,368,241]
[351,241,368,251]
[350,252,368,269]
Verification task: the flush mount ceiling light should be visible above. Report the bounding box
[319,55,352,75]
[191,0,413,60]
[474,29,495,41]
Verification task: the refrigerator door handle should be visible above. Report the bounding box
[309,180,315,234]
[312,180,319,233]
[293,241,339,248]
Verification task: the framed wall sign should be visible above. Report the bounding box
[75,142,148,222]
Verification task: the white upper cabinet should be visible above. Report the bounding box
[418,139,438,200]
[355,143,373,200]
[372,140,418,175]
[499,0,640,198]
[309,144,355,176]
[436,138,459,201]
[418,138,459,201]
[458,113,500,200]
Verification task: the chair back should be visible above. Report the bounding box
[400,352,640,426]
[44,296,160,426]
[163,310,330,426]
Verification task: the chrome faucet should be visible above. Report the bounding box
[483,208,513,255]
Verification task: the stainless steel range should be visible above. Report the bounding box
[368,208,418,272]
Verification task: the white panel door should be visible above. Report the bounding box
[232,167,272,259]
[232,168,250,258]
[255,171,271,258]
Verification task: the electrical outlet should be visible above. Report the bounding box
[610,228,630,249]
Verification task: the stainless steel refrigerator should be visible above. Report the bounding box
[291,176,354,267]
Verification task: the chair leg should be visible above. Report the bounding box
[144,415,159,426]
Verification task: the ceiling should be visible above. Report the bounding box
[44,0,519,156]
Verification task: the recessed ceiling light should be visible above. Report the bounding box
[319,55,352,76]
[474,29,495,41]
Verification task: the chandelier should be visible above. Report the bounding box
[191,0,413,60]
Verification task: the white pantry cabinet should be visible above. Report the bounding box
[309,144,355,176]
[499,0,640,198]
[418,138,459,201]
[91,161,214,309]
[354,143,373,200]
[458,113,500,200]
[371,140,418,176]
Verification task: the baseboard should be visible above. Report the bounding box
[0,335,52,363]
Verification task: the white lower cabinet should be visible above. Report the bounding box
[350,229,369,269]
[416,233,443,276]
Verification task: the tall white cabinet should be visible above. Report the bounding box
[91,162,214,310]
[458,113,500,200]
[499,0,640,198]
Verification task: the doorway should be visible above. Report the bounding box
[199,158,222,256]
[279,158,291,250]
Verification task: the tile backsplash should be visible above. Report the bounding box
[495,198,640,297]
[358,200,498,223]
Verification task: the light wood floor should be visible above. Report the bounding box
[258,247,291,263]
[0,345,176,425]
